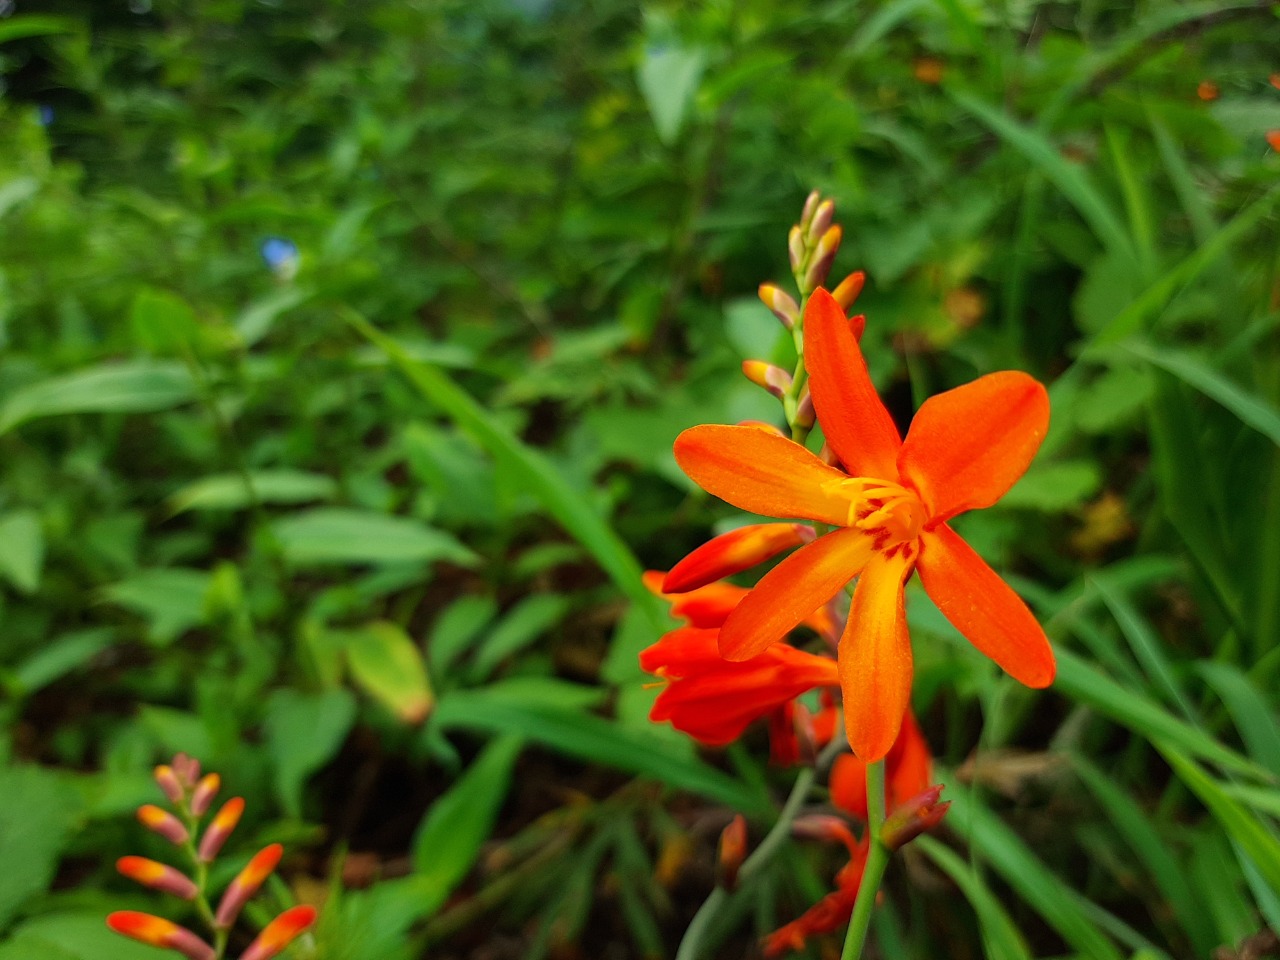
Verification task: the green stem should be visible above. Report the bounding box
[674,766,817,960]
[841,760,889,960]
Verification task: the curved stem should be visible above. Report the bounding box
[841,760,888,960]
[674,766,816,960]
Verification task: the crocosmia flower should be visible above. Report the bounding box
[673,288,1054,760]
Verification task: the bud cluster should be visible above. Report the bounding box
[107,753,317,960]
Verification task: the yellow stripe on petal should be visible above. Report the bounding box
[839,549,914,762]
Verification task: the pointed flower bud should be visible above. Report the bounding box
[831,271,866,312]
[788,225,805,274]
[794,389,816,431]
[239,905,318,960]
[117,856,199,900]
[799,190,821,231]
[190,773,221,817]
[791,814,860,856]
[880,785,950,852]
[154,765,185,804]
[717,815,748,891]
[848,313,867,340]
[198,796,244,862]
[137,805,189,845]
[107,912,215,960]
[758,283,800,329]
[741,360,793,400]
[172,754,201,790]
[215,844,284,928]
[801,225,842,293]
[663,522,812,594]
[805,200,835,246]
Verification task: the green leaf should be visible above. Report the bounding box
[470,594,569,680]
[167,469,337,514]
[12,628,114,696]
[1197,662,1280,778]
[272,508,477,567]
[0,765,83,932]
[0,510,44,594]
[0,16,77,44]
[637,43,706,145]
[234,286,310,346]
[0,360,194,435]
[4,912,164,960]
[100,569,211,645]
[1125,340,1280,449]
[128,287,200,355]
[340,621,435,723]
[344,310,664,631]
[433,688,765,814]
[1000,459,1100,511]
[428,595,498,676]
[410,734,523,914]
[264,688,357,818]
[917,837,1033,960]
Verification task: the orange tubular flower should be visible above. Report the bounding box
[673,288,1054,760]
[640,626,839,746]
[830,709,931,820]
[663,523,814,594]
[762,836,870,958]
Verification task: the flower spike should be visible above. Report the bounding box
[239,906,318,960]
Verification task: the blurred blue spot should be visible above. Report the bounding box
[37,105,54,127]
[260,237,299,271]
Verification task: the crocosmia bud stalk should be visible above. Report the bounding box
[154,764,185,804]
[138,805,189,845]
[117,856,199,900]
[758,283,800,329]
[880,785,950,852]
[190,773,220,817]
[717,815,748,891]
[215,844,284,928]
[801,225,842,293]
[742,360,793,400]
[107,913,215,960]
[799,189,821,231]
[239,905,318,960]
[198,796,245,862]
[804,199,835,246]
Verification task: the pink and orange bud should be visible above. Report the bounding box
[190,773,221,817]
[717,815,748,891]
[154,764,184,804]
[215,843,284,928]
[1196,79,1219,101]
[198,796,245,862]
[758,283,800,329]
[239,905,318,960]
[107,912,214,960]
[664,523,812,594]
[138,805,189,845]
[791,814,859,856]
[787,225,805,274]
[172,754,201,789]
[804,200,835,246]
[831,271,866,312]
[741,360,793,399]
[802,225,842,293]
[1268,131,1280,152]
[798,190,821,231]
[880,785,950,851]
[117,856,199,900]
[794,389,816,431]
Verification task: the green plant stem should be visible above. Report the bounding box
[674,765,817,960]
[841,759,889,960]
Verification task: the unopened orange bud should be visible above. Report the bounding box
[788,225,805,274]
[798,190,821,231]
[802,225,842,293]
[792,814,860,856]
[198,796,244,862]
[794,389,816,431]
[107,912,214,960]
[172,753,201,789]
[880,785,950,851]
[663,523,812,594]
[741,360,793,399]
[717,815,748,890]
[239,905,318,960]
[805,200,835,246]
[758,283,800,329]
[831,271,866,312]
[190,773,220,817]
[215,843,283,928]
[1196,79,1219,101]
[848,314,867,340]
[117,856,198,900]
[138,805,189,845]
[154,764,184,804]
[1268,131,1280,152]
[1271,74,1280,91]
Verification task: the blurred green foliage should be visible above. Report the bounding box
[1,0,1280,957]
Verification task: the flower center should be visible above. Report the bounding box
[826,477,926,548]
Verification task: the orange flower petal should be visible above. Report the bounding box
[240,906,317,960]
[830,710,930,821]
[898,371,1049,523]
[839,550,913,762]
[916,525,1055,687]
[719,527,874,661]
[803,287,902,479]
[664,523,812,593]
[674,424,854,526]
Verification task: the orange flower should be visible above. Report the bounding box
[640,626,838,746]
[762,835,870,957]
[829,709,931,820]
[673,288,1054,760]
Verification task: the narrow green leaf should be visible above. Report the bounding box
[1197,662,1280,778]
[344,310,664,631]
[0,16,77,44]
[273,507,477,567]
[100,569,211,646]
[341,621,435,724]
[917,836,1033,960]
[166,470,337,514]
[410,734,523,915]
[12,629,114,696]
[0,361,194,435]
[0,510,44,594]
[470,594,569,680]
